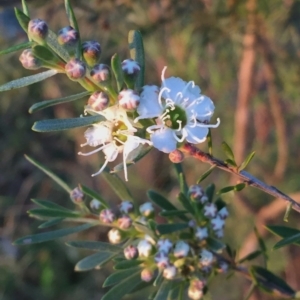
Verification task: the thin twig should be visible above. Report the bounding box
[180,143,300,212]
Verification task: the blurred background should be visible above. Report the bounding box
[1,0,300,299]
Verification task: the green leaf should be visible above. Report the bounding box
[0,70,57,92]
[31,199,72,211]
[114,259,143,270]
[22,0,30,16]
[148,190,178,212]
[25,155,72,193]
[173,163,188,196]
[13,223,95,245]
[29,91,90,113]
[234,183,246,191]
[64,0,81,58]
[32,45,55,61]
[159,210,188,218]
[46,30,70,62]
[250,266,295,297]
[273,232,300,250]
[225,159,237,167]
[0,42,33,56]
[103,267,142,287]
[206,237,226,252]
[133,222,156,239]
[283,203,293,222]
[101,168,134,201]
[80,184,109,208]
[153,270,163,287]
[205,184,215,202]
[156,223,189,235]
[66,241,122,252]
[101,268,143,300]
[112,145,152,173]
[207,129,213,155]
[238,250,262,263]
[221,141,236,163]
[254,227,267,253]
[14,8,30,33]
[197,166,216,184]
[38,218,64,229]
[111,53,124,92]
[177,192,194,215]
[154,280,174,300]
[239,151,255,171]
[32,115,104,132]
[75,252,115,271]
[218,186,235,194]
[266,225,300,246]
[28,208,81,218]
[128,30,145,89]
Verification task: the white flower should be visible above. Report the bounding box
[199,249,214,267]
[211,216,225,231]
[139,202,155,218]
[138,239,153,257]
[174,241,190,258]
[78,105,151,181]
[157,239,173,253]
[163,264,177,279]
[195,227,208,241]
[135,67,220,153]
[108,228,121,244]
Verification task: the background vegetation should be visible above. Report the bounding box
[1,0,300,299]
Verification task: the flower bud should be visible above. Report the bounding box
[99,209,115,224]
[28,19,48,44]
[155,252,170,269]
[188,185,204,202]
[218,207,229,219]
[211,216,225,231]
[57,26,79,51]
[90,64,111,83]
[203,203,217,219]
[122,59,140,88]
[141,268,154,282]
[188,279,206,300]
[70,187,84,204]
[108,228,122,244]
[217,261,229,273]
[86,91,109,112]
[169,149,184,163]
[124,245,138,260]
[163,264,177,280]
[199,249,214,267]
[118,89,140,110]
[90,199,101,210]
[65,58,86,80]
[195,227,208,241]
[117,215,132,230]
[139,202,154,218]
[19,49,42,70]
[119,201,134,214]
[137,239,153,258]
[82,40,101,66]
[174,241,190,258]
[214,229,224,239]
[157,239,173,253]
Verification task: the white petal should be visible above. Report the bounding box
[192,95,215,122]
[150,128,177,153]
[136,85,162,119]
[102,143,119,161]
[184,125,208,144]
[84,122,112,146]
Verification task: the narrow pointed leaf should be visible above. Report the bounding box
[218,186,235,194]
[254,226,267,252]
[101,168,134,201]
[28,208,81,218]
[75,252,115,271]
[205,184,215,202]
[153,270,163,287]
[207,129,213,155]
[80,184,109,208]
[266,225,300,246]
[114,259,143,270]
[159,210,188,217]
[38,218,64,229]
[67,241,122,252]
[31,199,73,211]
[46,30,70,62]
[14,8,30,33]
[173,163,188,196]
[25,155,72,193]
[238,250,262,263]
[283,203,293,222]
[156,223,189,235]
[29,91,90,113]
[103,267,142,287]
[111,53,124,92]
[22,0,30,16]
[101,268,143,300]
[0,41,33,56]
[234,183,246,191]
[239,151,255,171]
[206,237,225,252]
[154,280,174,300]
[0,70,57,92]
[128,30,145,89]
[221,141,236,162]
[177,192,194,215]
[13,223,95,245]
[133,222,156,239]
[197,166,216,184]
[32,45,55,61]
[273,232,300,250]
[32,115,104,132]
[148,190,178,211]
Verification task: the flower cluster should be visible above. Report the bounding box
[87,184,229,300]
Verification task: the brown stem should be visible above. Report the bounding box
[180,143,300,212]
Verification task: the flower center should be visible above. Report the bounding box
[112,121,128,145]
[162,105,187,130]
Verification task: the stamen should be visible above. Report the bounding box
[176,120,182,131]
[196,118,220,128]
[181,80,194,96]
[158,87,170,107]
[172,130,187,143]
[161,66,167,82]
[91,157,110,177]
[78,144,108,156]
[147,124,163,133]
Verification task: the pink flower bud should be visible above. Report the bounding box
[169,149,184,163]
[87,91,109,111]
[19,49,42,70]
[82,40,101,66]
[90,64,111,83]
[65,58,86,80]
[124,245,138,260]
[57,26,79,47]
[188,278,206,300]
[117,215,132,230]
[99,209,115,224]
[118,89,140,110]
[155,252,170,269]
[70,187,84,204]
[141,268,154,282]
[28,19,48,43]
[188,185,204,202]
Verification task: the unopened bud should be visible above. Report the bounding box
[108,228,122,244]
[141,268,154,282]
[155,252,169,269]
[122,59,140,88]
[169,149,184,163]
[70,187,84,204]
[65,58,86,80]
[203,203,217,219]
[82,40,101,66]
[174,241,190,258]
[28,19,48,44]
[90,199,102,210]
[139,202,154,218]
[99,209,115,224]
[57,26,79,51]
[188,185,204,202]
[163,264,177,280]
[87,91,109,111]
[137,239,153,258]
[195,227,208,241]
[199,249,214,267]
[19,49,42,70]
[124,245,138,260]
[218,207,229,219]
[188,279,206,300]
[157,239,173,253]
[90,64,110,83]
[117,215,132,230]
[118,89,140,110]
[119,201,134,214]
